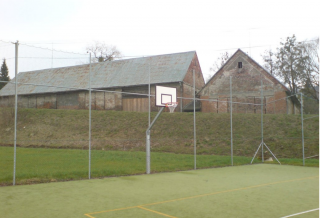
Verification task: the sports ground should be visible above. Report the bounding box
[0,164,318,218]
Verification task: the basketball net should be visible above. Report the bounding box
[165,102,178,113]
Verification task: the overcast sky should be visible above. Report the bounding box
[0,0,319,80]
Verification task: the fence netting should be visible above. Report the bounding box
[302,95,319,161]
[0,41,318,186]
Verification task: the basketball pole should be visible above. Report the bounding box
[146,107,165,174]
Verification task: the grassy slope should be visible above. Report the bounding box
[0,108,318,157]
[0,108,318,185]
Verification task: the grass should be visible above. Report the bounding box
[0,108,318,185]
[0,164,318,218]
[0,109,318,156]
[1,146,318,186]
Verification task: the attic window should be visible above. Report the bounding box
[238,62,242,68]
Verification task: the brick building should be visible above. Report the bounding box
[199,49,299,114]
[0,51,205,112]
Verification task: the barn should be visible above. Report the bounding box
[198,49,300,114]
[0,51,205,112]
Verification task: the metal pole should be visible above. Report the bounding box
[88,53,92,179]
[148,62,151,126]
[146,107,165,174]
[300,93,305,166]
[146,130,150,174]
[51,42,53,68]
[230,76,233,166]
[147,62,151,173]
[193,69,196,170]
[263,143,281,165]
[13,41,18,186]
[251,142,262,164]
[261,80,264,162]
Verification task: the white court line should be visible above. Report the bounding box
[280,208,319,218]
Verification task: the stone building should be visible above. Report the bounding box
[0,51,205,112]
[198,49,299,114]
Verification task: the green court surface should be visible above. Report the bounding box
[0,164,318,218]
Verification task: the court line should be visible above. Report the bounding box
[280,208,319,218]
[84,214,95,218]
[85,175,318,217]
[137,206,178,218]
[84,206,136,217]
[139,176,318,207]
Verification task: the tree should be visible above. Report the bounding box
[275,35,308,94]
[261,49,276,75]
[207,52,229,82]
[300,38,319,101]
[86,41,122,63]
[261,35,319,101]
[0,59,10,90]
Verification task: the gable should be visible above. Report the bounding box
[199,49,289,98]
[183,52,205,90]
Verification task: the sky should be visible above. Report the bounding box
[0,0,319,80]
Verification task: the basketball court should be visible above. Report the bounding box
[1,164,318,218]
[1,86,318,218]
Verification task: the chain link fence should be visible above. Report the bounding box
[0,41,318,186]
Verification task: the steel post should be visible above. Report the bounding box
[146,107,164,174]
[193,70,196,170]
[89,53,92,179]
[13,41,19,186]
[261,80,264,162]
[148,62,151,126]
[301,93,305,166]
[146,130,150,174]
[230,76,233,166]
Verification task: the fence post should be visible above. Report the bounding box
[230,76,233,166]
[88,53,92,179]
[261,80,264,162]
[300,93,305,166]
[13,41,19,186]
[193,69,196,170]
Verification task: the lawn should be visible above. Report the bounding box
[1,147,318,186]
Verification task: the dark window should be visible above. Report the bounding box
[238,62,242,68]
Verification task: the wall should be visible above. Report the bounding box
[200,50,297,114]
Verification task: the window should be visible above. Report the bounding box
[238,62,242,68]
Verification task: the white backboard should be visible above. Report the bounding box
[155,86,177,107]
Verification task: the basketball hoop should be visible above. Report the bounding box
[165,102,178,113]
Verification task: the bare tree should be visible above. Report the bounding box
[261,49,276,75]
[275,35,307,94]
[300,38,319,101]
[86,41,122,62]
[206,52,229,83]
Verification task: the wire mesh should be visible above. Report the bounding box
[0,41,318,186]
[302,94,319,161]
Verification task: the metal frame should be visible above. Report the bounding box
[8,43,317,185]
[251,80,281,165]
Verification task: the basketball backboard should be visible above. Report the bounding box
[155,86,177,107]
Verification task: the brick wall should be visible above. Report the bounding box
[199,50,297,114]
